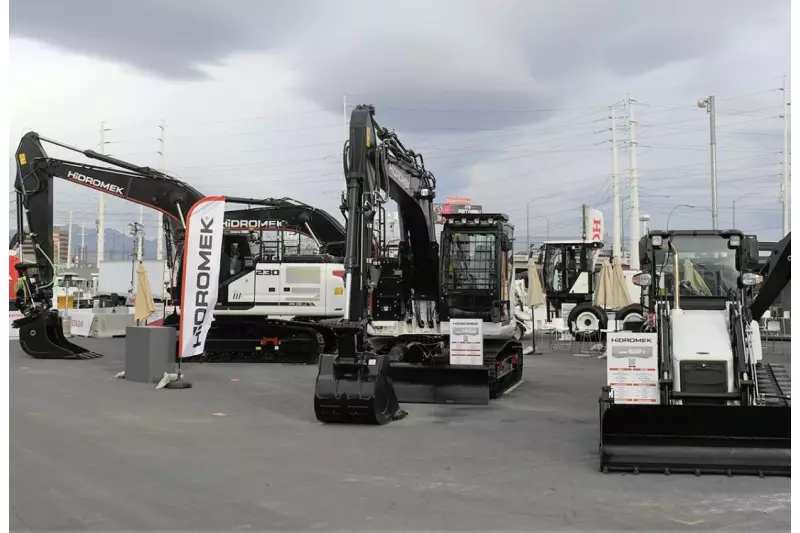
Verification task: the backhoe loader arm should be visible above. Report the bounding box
[13,131,204,303]
[750,231,790,322]
[341,104,438,322]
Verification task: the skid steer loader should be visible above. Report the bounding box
[599,229,791,476]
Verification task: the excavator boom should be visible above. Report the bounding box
[12,131,348,362]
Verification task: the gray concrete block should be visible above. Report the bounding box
[124,326,176,384]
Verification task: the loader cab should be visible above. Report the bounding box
[439,213,514,323]
[537,240,602,302]
[636,230,755,311]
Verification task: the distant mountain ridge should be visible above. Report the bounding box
[10,225,160,262]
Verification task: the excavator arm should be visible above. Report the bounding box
[14,132,204,291]
[750,231,791,322]
[341,104,438,324]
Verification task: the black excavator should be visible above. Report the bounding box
[599,230,790,476]
[313,105,523,425]
[12,131,346,362]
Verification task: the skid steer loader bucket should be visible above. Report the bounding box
[314,353,406,424]
[600,403,791,476]
[389,363,491,405]
[14,309,103,360]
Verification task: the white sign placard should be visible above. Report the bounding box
[68,310,95,337]
[449,318,484,366]
[9,311,23,339]
[606,331,660,404]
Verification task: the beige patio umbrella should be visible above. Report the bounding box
[527,258,546,308]
[593,259,614,309]
[611,260,634,308]
[134,262,156,324]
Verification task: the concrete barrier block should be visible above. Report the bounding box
[125,326,177,384]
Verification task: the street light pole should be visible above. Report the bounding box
[666,204,696,230]
[698,96,719,229]
[732,194,747,229]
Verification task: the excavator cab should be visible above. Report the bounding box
[440,213,514,324]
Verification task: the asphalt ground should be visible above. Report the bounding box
[10,338,791,532]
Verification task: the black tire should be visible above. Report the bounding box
[567,302,607,342]
[617,303,645,332]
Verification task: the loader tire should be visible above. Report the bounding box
[567,302,607,342]
[617,304,645,332]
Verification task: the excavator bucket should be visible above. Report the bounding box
[14,309,103,360]
[600,403,791,476]
[314,353,406,424]
[387,339,523,405]
[389,363,491,405]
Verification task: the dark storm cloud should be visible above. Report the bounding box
[10,0,789,132]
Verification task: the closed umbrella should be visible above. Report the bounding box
[135,262,156,324]
[611,260,633,309]
[527,258,546,308]
[593,259,614,309]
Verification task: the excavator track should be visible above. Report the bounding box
[179,319,334,364]
[756,363,791,407]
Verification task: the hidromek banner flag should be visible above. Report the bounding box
[179,196,226,359]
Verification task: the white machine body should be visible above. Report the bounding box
[217,262,345,318]
[367,257,521,340]
[669,309,736,404]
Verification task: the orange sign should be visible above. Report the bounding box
[9,254,20,300]
[445,197,471,205]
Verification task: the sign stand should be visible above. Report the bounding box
[449,318,484,366]
[606,331,659,404]
[530,307,541,355]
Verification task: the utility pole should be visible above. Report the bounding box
[698,96,719,229]
[128,222,143,296]
[782,75,791,236]
[67,210,73,268]
[137,206,144,261]
[80,223,86,265]
[581,204,587,242]
[627,95,641,270]
[97,121,110,264]
[610,105,621,262]
[343,94,348,141]
[156,119,166,260]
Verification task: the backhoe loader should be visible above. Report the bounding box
[12,131,346,362]
[599,229,790,476]
[313,105,523,425]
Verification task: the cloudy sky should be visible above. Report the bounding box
[9,0,791,254]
